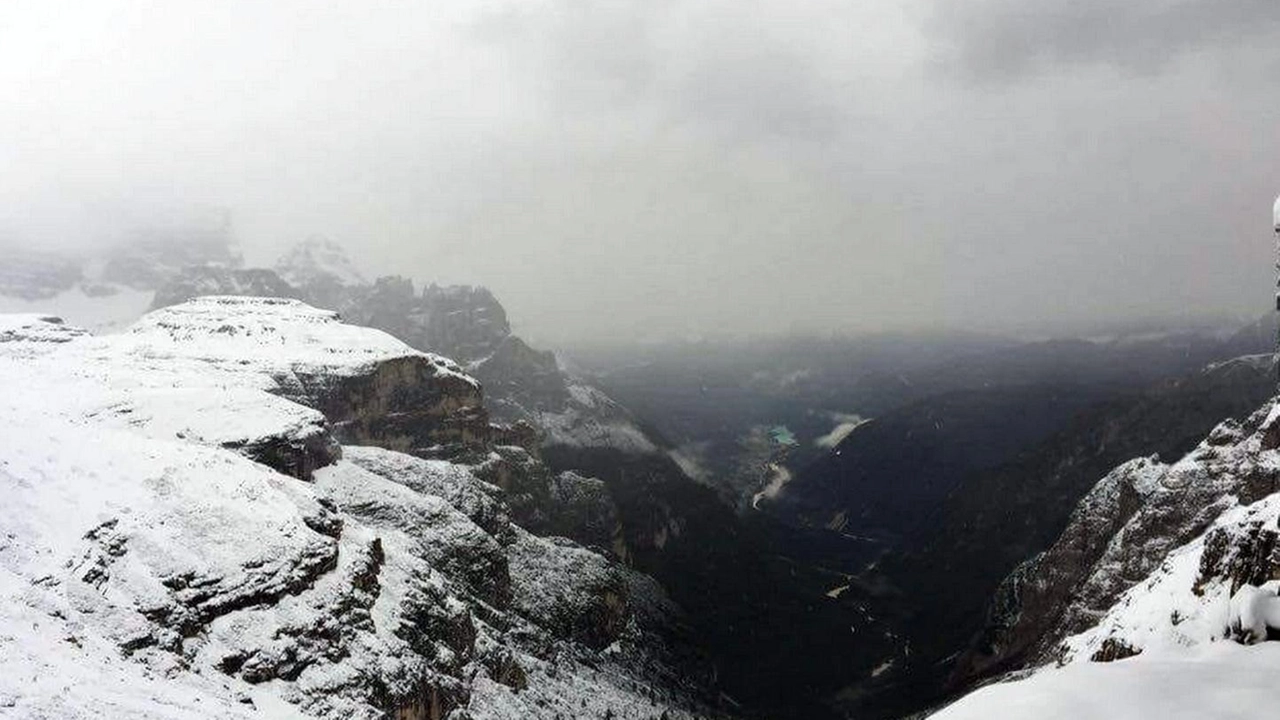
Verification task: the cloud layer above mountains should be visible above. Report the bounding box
[3,0,1279,343]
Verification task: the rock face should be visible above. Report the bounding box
[275,235,369,290]
[293,354,490,461]
[144,242,859,718]
[243,241,660,457]
[0,304,728,720]
[126,296,492,461]
[952,379,1280,691]
[155,245,653,453]
[932,387,1280,718]
[148,248,682,565]
[410,283,512,363]
[810,353,1280,717]
[471,336,570,418]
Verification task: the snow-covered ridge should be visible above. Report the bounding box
[0,303,723,720]
[935,395,1280,718]
[0,313,89,351]
[531,381,659,455]
[120,296,473,382]
[934,489,1280,720]
[139,238,671,464]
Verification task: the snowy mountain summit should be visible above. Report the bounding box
[275,236,368,289]
[0,299,725,720]
[158,239,663,457]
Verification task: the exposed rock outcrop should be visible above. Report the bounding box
[127,296,493,461]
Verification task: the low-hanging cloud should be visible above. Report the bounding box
[2,0,1278,346]
[931,0,1280,79]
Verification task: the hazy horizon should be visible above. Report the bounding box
[4,0,1279,345]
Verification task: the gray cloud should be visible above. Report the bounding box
[1,0,1278,346]
[931,0,1280,79]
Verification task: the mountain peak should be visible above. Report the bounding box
[275,235,367,288]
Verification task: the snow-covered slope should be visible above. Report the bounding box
[935,490,1280,719]
[934,396,1280,718]
[0,302,725,720]
[519,378,659,455]
[931,642,1280,720]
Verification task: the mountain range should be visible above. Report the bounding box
[5,231,1280,719]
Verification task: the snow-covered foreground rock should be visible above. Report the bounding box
[0,300,723,720]
[937,394,1280,718]
[932,642,1280,720]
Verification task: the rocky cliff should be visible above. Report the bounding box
[150,245,718,572]
[149,242,873,719]
[954,362,1280,681]
[154,240,657,458]
[808,353,1279,717]
[0,303,728,720]
[931,362,1280,717]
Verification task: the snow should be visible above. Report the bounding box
[1230,582,1280,641]
[87,387,331,450]
[532,382,658,454]
[1273,194,1280,230]
[0,313,90,356]
[931,642,1280,720]
[935,412,1280,720]
[1052,490,1280,662]
[0,369,336,718]
[343,446,503,517]
[0,569,264,720]
[0,301,716,720]
[120,296,459,378]
[0,297,478,399]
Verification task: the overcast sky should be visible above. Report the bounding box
[2,0,1279,344]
